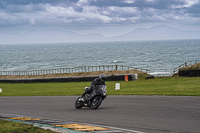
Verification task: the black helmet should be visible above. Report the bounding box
[99,74,106,81]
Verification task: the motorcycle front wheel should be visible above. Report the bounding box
[75,97,83,109]
[90,96,103,109]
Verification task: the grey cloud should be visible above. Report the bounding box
[5,4,47,13]
[0,0,59,5]
[0,0,200,33]
[89,0,179,9]
[187,3,200,17]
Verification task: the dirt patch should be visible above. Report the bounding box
[0,70,145,80]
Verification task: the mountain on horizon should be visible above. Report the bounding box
[0,29,105,43]
[0,25,200,43]
[109,25,200,41]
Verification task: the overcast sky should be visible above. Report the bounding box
[0,0,200,36]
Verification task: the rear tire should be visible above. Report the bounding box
[90,96,103,109]
[75,97,83,109]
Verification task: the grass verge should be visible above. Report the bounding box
[180,63,200,70]
[0,76,199,132]
[0,76,200,96]
[0,119,54,133]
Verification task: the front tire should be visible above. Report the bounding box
[75,97,83,109]
[90,96,103,109]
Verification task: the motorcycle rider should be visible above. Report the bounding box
[80,74,106,101]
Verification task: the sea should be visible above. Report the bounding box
[0,39,200,76]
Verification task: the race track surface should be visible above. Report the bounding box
[0,95,200,133]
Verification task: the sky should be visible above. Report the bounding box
[0,0,200,37]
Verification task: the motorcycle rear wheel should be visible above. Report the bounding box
[75,97,83,109]
[90,96,103,109]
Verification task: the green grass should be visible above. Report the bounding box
[0,119,54,133]
[0,77,199,132]
[0,77,200,96]
[110,77,200,96]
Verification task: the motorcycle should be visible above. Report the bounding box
[75,85,107,109]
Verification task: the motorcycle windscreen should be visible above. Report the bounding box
[97,85,107,96]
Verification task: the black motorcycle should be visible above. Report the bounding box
[75,85,107,109]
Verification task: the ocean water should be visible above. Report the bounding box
[0,39,200,75]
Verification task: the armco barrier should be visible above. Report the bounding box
[0,74,137,83]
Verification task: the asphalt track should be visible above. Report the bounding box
[0,95,200,133]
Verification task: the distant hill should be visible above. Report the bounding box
[0,29,105,43]
[0,25,200,43]
[108,25,200,41]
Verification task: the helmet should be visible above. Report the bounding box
[99,74,106,81]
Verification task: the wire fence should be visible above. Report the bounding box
[0,65,150,76]
[173,59,200,74]
[149,69,174,77]
[0,59,199,77]
[150,59,200,77]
